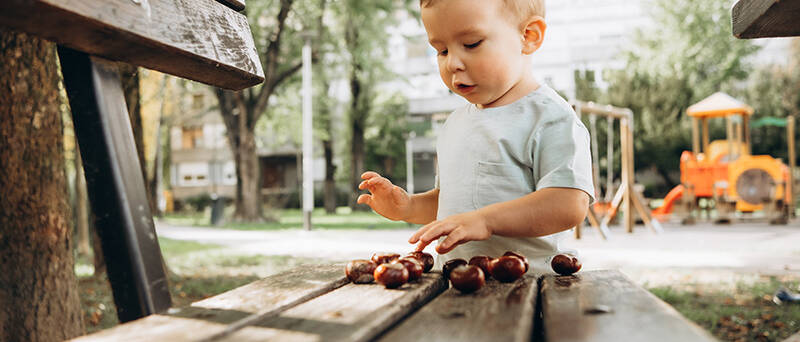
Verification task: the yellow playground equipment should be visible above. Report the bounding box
[653,92,795,224]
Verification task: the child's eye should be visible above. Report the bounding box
[465,40,482,49]
[438,49,448,56]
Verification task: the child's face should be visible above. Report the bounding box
[422,0,537,108]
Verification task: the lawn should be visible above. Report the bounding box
[162,206,413,231]
[649,276,800,341]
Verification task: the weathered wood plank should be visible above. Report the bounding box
[732,0,800,39]
[217,272,449,342]
[378,275,538,342]
[784,330,800,342]
[215,0,245,11]
[71,265,347,341]
[540,270,716,342]
[0,0,264,90]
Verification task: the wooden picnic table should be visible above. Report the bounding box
[71,266,716,342]
[732,0,800,39]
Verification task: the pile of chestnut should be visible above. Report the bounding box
[443,251,529,294]
[345,251,434,289]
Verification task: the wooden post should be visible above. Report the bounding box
[620,118,634,233]
[788,115,795,213]
[702,118,710,154]
[692,118,700,154]
[606,116,614,203]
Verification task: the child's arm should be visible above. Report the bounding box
[409,187,589,254]
[357,171,439,224]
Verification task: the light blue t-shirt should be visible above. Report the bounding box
[434,85,595,274]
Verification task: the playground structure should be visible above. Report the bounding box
[652,93,795,224]
[572,102,663,240]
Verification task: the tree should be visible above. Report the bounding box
[215,0,325,221]
[338,0,403,209]
[601,0,759,195]
[0,28,84,341]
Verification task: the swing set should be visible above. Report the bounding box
[572,102,664,240]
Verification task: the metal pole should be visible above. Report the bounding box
[302,36,313,231]
[406,131,415,195]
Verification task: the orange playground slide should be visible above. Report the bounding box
[652,184,684,216]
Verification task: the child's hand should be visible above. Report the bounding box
[408,210,492,254]
[357,171,412,221]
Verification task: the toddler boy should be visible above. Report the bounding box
[358,0,594,272]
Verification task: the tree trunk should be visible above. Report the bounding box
[119,63,155,213]
[350,118,365,210]
[216,89,263,221]
[323,139,337,214]
[383,157,395,179]
[0,29,84,341]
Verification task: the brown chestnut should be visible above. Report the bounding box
[503,251,529,272]
[371,252,400,265]
[406,251,434,273]
[489,256,527,282]
[374,263,408,289]
[442,258,468,279]
[345,259,377,284]
[551,254,581,276]
[393,257,424,281]
[468,255,493,279]
[449,265,485,293]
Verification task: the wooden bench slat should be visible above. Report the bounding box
[732,0,800,39]
[540,270,716,342]
[215,0,245,11]
[219,272,449,342]
[72,265,347,341]
[378,275,539,342]
[0,0,264,90]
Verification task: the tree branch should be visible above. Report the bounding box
[254,0,294,114]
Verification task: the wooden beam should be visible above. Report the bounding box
[732,0,800,39]
[573,101,633,120]
[0,0,264,90]
[73,265,348,341]
[379,276,538,342]
[215,0,245,11]
[540,271,717,342]
[620,118,634,233]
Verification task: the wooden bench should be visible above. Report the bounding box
[0,0,262,323]
[71,267,716,341]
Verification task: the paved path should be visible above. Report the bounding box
[155,220,800,285]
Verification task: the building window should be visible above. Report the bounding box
[177,162,210,187]
[181,127,203,149]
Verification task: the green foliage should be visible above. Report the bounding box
[600,0,759,195]
[735,40,800,160]
[365,93,410,179]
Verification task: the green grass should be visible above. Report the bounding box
[161,206,413,231]
[649,276,800,341]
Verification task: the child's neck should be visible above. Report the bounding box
[477,74,540,109]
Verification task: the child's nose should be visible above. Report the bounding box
[446,53,465,72]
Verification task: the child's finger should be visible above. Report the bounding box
[418,221,455,248]
[408,222,435,243]
[370,177,393,191]
[361,171,380,180]
[436,229,466,253]
[356,194,372,205]
[358,180,370,190]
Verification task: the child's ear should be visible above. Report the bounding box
[521,16,546,54]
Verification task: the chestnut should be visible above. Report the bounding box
[503,251,529,272]
[442,258,468,279]
[345,259,377,284]
[393,257,424,281]
[371,252,400,265]
[406,251,434,273]
[551,254,581,276]
[489,256,527,282]
[374,263,408,289]
[468,255,493,279]
[449,265,485,293]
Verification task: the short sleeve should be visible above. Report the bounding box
[532,117,596,204]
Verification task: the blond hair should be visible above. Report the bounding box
[420,0,546,23]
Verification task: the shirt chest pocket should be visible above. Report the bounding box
[473,161,531,209]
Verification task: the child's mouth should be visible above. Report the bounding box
[456,83,476,94]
